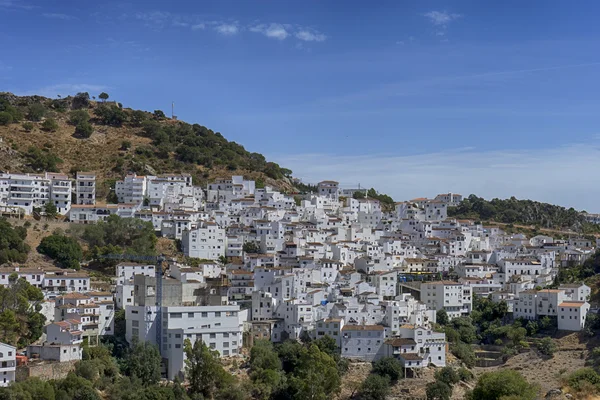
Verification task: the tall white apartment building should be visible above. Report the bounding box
[421,281,472,319]
[126,305,244,380]
[0,343,16,387]
[76,172,96,205]
[116,174,148,204]
[0,172,72,215]
[181,222,226,260]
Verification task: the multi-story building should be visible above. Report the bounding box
[421,281,472,319]
[341,325,388,361]
[0,343,16,387]
[513,288,591,331]
[0,172,72,215]
[76,172,96,205]
[125,276,244,380]
[116,174,147,204]
[317,180,340,202]
[54,292,115,339]
[181,222,226,260]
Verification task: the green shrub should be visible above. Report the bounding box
[567,368,600,391]
[0,111,13,125]
[37,234,83,270]
[536,337,557,357]
[27,103,46,121]
[41,118,59,132]
[372,357,402,382]
[69,109,90,126]
[75,121,94,138]
[22,121,34,132]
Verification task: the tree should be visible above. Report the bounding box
[0,111,12,125]
[372,356,402,382]
[27,103,46,121]
[249,340,285,400]
[287,344,341,400]
[450,342,475,368]
[120,140,132,150]
[153,110,166,119]
[130,110,148,127]
[95,104,127,127]
[24,147,62,172]
[0,377,55,399]
[72,92,90,109]
[37,234,83,269]
[75,121,94,138]
[426,381,452,400]
[506,326,527,347]
[41,118,59,132]
[436,309,449,325]
[0,218,30,264]
[184,339,233,399]
[357,374,390,400]
[99,92,109,102]
[44,202,58,219]
[353,191,365,199]
[123,340,161,386]
[536,337,557,357]
[69,109,90,126]
[243,241,261,254]
[434,367,460,386]
[471,370,539,400]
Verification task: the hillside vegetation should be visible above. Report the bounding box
[449,195,600,234]
[0,92,293,200]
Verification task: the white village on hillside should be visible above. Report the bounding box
[0,171,597,383]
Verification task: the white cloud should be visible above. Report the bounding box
[0,0,32,9]
[16,83,110,98]
[296,29,327,42]
[42,13,76,20]
[272,141,600,212]
[250,23,289,40]
[172,21,189,28]
[191,23,205,30]
[215,23,239,36]
[423,11,462,26]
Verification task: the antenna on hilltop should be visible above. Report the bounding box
[171,102,175,119]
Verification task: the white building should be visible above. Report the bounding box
[126,305,244,380]
[0,172,72,215]
[181,222,226,260]
[341,325,388,361]
[0,343,16,387]
[116,174,148,204]
[421,281,472,319]
[76,172,96,205]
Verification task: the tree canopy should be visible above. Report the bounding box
[37,234,83,270]
[449,194,600,233]
[469,370,539,400]
[0,218,30,265]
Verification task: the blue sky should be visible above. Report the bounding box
[2,0,600,211]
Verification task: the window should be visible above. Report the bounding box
[202,312,208,317]
[210,333,216,339]
[188,313,194,318]
[215,312,221,317]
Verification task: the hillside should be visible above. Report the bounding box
[0,92,294,199]
[449,195,600,235]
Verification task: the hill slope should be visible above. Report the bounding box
[449,195,600,234]
[0,92,293,200]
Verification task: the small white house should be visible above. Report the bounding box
[0,342,16,387]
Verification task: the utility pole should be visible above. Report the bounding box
[171,102,174,119]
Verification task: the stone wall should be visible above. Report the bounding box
[16,360,77,381]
